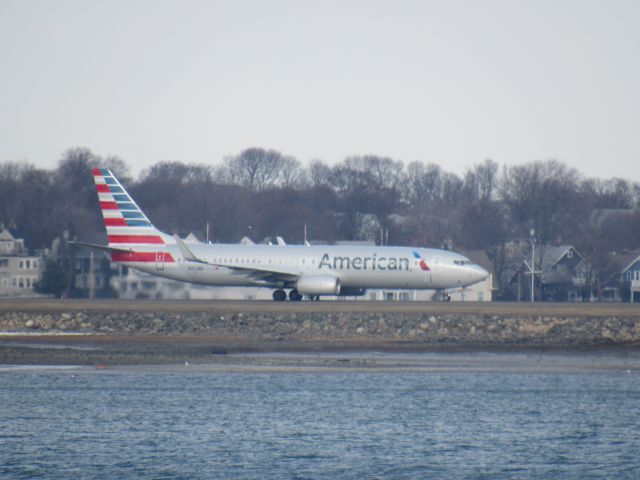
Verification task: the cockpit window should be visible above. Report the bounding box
[453,260,472,266]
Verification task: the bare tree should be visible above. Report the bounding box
[463,159,499,202]
[279,156,308,189]
[140,161,213,184]
[580,177,634,209]
[223,148,287,191]
[406,162,444,205]
[307,159,332,188]
[330,155,405,240]
[0,161,26,225]
[499,160,582,244]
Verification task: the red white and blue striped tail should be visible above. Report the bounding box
[92,168,174,248]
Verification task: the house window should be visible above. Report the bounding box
[19,261,24,269]
[567,250,573,259]
[26,260,31,269]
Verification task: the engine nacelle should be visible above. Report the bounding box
[296,274,341,295]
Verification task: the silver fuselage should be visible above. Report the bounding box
[120,243,488,291]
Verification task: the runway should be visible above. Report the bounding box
[2,298,640,317]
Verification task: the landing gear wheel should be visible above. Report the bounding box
[289,289,303,301]
[273,289,287,301]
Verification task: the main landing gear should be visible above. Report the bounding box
[272,289,304,301]
[272,289,287,301]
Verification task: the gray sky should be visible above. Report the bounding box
[1,0,639,180]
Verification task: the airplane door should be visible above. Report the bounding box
[428,255,441,285]
[155,252,165,271]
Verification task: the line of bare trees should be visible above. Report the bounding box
[2,147,640,271]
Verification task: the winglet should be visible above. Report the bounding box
[174,235,208,264]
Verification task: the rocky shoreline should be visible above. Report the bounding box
[2,308,640,346]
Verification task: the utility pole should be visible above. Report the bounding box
[530,229,535,302]
[88,251,95,300]
[523,229,539,302]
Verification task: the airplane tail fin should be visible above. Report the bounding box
[91,168,173,248]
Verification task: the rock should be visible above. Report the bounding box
[356,326,365,334]
[24,319,36,329]
[419,322,430,332]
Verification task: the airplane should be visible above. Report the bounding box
[80,168,489,301]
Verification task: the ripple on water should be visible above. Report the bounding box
[0,366,639,478]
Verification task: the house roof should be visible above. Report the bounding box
[535,245,584,272]
[184,232,202,243]
[619,252,640,274]
[0,229,15,241]
[503,244,586,286]
[597,250,640,286]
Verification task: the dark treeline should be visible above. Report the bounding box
[2,146,640,288]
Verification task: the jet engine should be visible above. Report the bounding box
[296,275,341,295]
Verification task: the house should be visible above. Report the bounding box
[110,267,193,300]
[538,245,590,301]
[72,246,116,298]
[507,245,591,302]
[0,227,44,297]
[600,251,640,302]
[623,255,640,303]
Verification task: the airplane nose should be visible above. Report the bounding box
[466,264,488,284]
[475,265,489,282]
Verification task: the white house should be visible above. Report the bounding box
[0,228,43,297]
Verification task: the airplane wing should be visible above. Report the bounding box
[173,235,300,284]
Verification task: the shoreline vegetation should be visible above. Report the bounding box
[1,299,640,366]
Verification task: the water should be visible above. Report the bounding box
[1,357,640,479]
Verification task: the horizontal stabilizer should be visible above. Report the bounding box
[69,241,131,254]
